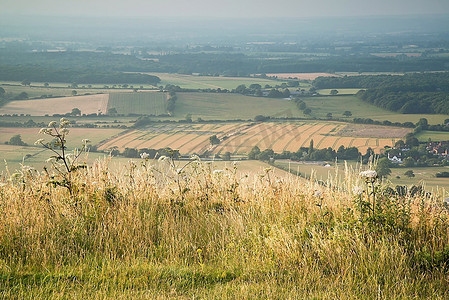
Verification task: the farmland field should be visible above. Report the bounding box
[302,95,449,124]
[0,94,109,116]
[0,82,146,98]
[145,73,280,90]
[316,88,361,95]
[415,130,449,142]
[0,127,125,149]
[99,121,406,155]
[274,160,449,191]
[107,92,167,115]
[174,92,303,120]
[265,73,338,80]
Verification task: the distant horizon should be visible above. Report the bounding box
[2,12,449,19]
[2,0,449,19]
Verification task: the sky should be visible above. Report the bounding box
[2,0,449,18]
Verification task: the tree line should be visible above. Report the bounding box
[0,65,160,85]
[4,50,449,82]
[313,72,449,115]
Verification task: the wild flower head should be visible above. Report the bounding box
[140,152,150,159]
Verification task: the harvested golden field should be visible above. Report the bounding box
[98,121,404,155]
[265,73,340,80]
[0,94,109,116]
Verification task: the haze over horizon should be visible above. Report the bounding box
[2,0,449,18]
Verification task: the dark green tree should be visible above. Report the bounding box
[376,157,391,179]
[209,135,220,145]
[8,134,27,146]
[248,146,261,160]
[404,170,415,178]
[222,152,231,161]
[108,108,118,115]
[71,108,81,116]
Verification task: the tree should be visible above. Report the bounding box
[326,113,333,119]
[267,89,283,98]
[256,149,274,161]
[403,157,415,167]
[209,135,220,145]
[185,114,192,123]
[298,102,306,110]
[248,146,261,159]
[108,108,118,115]
[235,84,247,95]
[0,87,5,98]
[8,134,27,146]
[222,152,231,161]
[416,118,428,129]
[330,89,339,95]
[282,89,291,98]
[405,134,419,147]
[309,139,314,153]
[304,108,312,115]
[44,83,49,88]
[21,80,31,86]
[404,170,415,178]
[16,92,28,100]
[249,83,261,90]
[71,90,77,96]
[343,111,352,117]
[122,148,139,158]
[376,157,391,179]
[71,108,81,116]
[394,140,405,149]
[71,83,78,89]
[254,115,269,122]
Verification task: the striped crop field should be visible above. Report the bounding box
[107,92,167,115]
[98,121,408,155]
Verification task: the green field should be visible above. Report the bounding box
[0,115,138,128]
[147,73,284,90]
[174,92,303,120]
[0,82,158,100]
[416,130,449,142]
[316,88,361,95]
[0,127,124,149]
[107,92,167,115]
[274,160,449,192]
[302,95,449,124]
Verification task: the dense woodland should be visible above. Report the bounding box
[314,73,449,114]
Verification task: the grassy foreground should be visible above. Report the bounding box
[0,157,449,299]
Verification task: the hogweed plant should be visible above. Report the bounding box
[35,118,90,196]
[359,169,379,216]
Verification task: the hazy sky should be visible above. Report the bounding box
[3,0,449,18]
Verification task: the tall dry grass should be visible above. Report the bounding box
[0,157,448,299]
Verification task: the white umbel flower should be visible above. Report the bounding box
[360,170,377,179]
[140,152,150,159]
